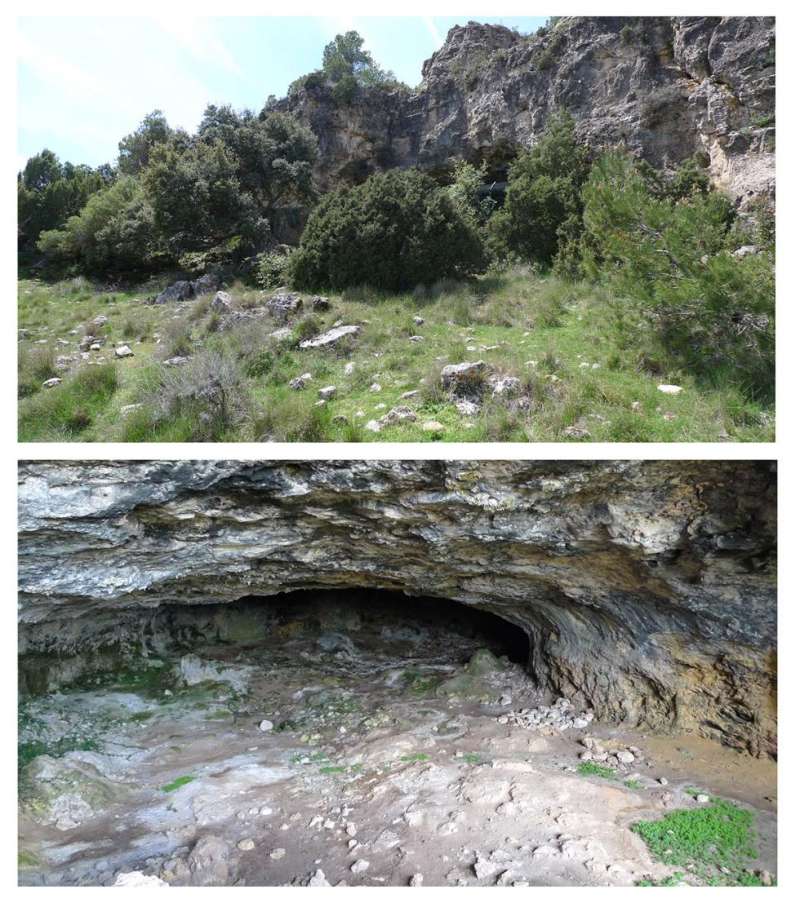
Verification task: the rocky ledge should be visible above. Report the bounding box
[17,460,776,756]
[278,17,775,207]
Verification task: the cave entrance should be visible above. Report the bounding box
[155,588,531,670]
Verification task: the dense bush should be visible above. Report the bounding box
[18,150,111,262]
[582,151,774,400]
[489,110,590,266]
[37,176,160,275]
[290,169,486,291]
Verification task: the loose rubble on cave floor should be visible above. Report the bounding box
[18,602,776,888]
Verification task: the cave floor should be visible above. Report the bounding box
[18,612,777,887]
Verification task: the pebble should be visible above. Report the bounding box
[237,839,255,851]
[409,873,424,886]
[657,384,682,394]
[319,385,337,400]
[350,859,370,874]
[270,848,286,860]
[307,869,330,887]
[115,344,134,358]
[696,793,710,803]
[259,719,274,732]
[658,777,669,786]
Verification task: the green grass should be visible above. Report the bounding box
[161,774,195,793]
[18,736,100,771]
[577,760,616,779]
[632,797,763,886]
[625,778,643,790]
[400,752,430,763]
[17,270,774,442]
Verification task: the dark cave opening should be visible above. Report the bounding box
[154,588,532,668]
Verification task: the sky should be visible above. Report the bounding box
[17,15,547,171]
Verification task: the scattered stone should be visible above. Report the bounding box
[422,420,444,432]
[473,854,499,880]
[270,848,286,860]
[115,345,134,358]
[657,384,682,395]
[192,274,219,296]
[307,869,330,887]
[163,356,189,367]
[90,314,108,328]
[154,280,194,305]
[259,719,274,732]
[211,291,232,312]
[237,839,255,851]
[370,382,382,392]
[491,376,522,398]
[319,385,337,400]
[409,872,424,886]
[310,295,330,311]
[113,871,168,887]
[270,327,293,341]
[733,244,758,258]
[89,343,102,351]
[266,292,303,322]
[350,859,370,875]
[365,420,382,433]
[400,390,419,399]
[299,325,361,350]
[616,750,636,764]
[120,404,142,416]
[289,373,312,390]
[501,697,593,731]
[563,425,591,439]
[413,316,424,325]
[696,793,710,803]
[658,777,669,786]
[408,335,425,342]
[188,835,232,885]
[441,361,488,395]
[455,399,480,417]
[42,377,62,389]
[344,362,355,376]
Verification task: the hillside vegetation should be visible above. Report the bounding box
[17,29,774,442]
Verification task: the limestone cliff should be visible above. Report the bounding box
[17,460,776,756]
[276,16,774,206]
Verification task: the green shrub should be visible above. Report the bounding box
[582,151,774,401]
[255,248,293,290]
[489,110,590,267]
[38,177,160,275]
[291,169,486,291]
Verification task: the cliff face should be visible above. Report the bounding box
[277,16,775,206]
[18,460,776,756]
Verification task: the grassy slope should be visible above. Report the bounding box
[17,271,774,442]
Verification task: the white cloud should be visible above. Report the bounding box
[422,16,442,48]
[153,16,243,77]
[17,33,100,97]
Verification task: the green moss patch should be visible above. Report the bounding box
[577,760,616,779]
[161,774,195,793]
[633,797,761,886]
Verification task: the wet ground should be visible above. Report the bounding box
[18,598,777,887]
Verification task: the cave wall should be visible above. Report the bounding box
[276,17,775,208]
[17,460,776,756]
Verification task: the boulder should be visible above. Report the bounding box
[192,274,219,296]
[441,361,489,395]
[154,280,194,305]
[211,291,233,312]
[299,325,361,350]
[115,345,134,358]
[289,373,312,390]
[310,295,330,311]
[265,292,303,322]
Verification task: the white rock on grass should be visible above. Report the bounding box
[259,719,274,732]
[308,869,331,887]
[657,384,682,395]
[113,871,168,887]
[344,362,355,376]
[115,344,134,358]
[319,385,337,400]
[42,377,62,388]
[299,325,360,349]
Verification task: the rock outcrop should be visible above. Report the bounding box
[17,461,776,756]
[276,17,774,207]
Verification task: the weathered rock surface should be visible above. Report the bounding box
[17,460,776,756]
[276,17,774,207]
